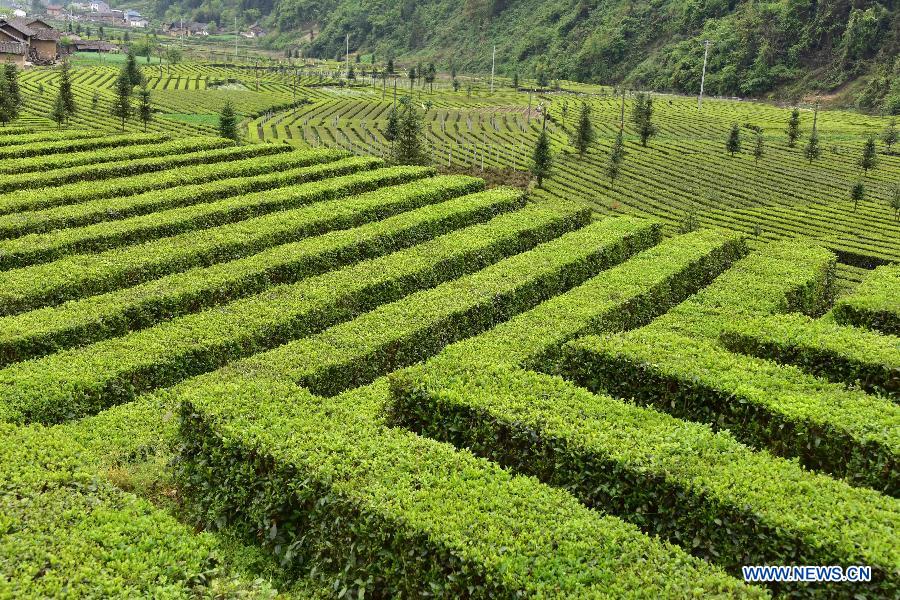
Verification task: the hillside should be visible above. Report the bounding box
[150,0,900,111]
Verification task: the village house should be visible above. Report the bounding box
[46,5,63,18]
[164,21,211,37]
[0,17,59,64]
[241,23,266,38]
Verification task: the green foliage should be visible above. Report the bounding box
[804,128,820,162]
[834,264,900,335]
[786,108,801,147]
[859,134,878,173]
[58,60,76,117]
[111,68,133,130]
[631,92,656,147]
[125,51,144,87]
[726,123,741,157]
[138,81,153,132]
[851,180,866,209]
[753,130,765,164]
[4,64,20,110]
[390,97,426,165]
[890,184,900,221]
[607,129,626,181]
[0,69,18,126]
[218,100,239,142]
[51,93,67,129]
[531,127,552,187]
[571,101,594,156]
[883,118,898,154]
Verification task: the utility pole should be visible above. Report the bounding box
[698,39,710,110]
[619,87,626,132]
[345,33,350,79]
[234,16,238,63]
[490,45,495,94]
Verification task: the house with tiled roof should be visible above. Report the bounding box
[0,17,60,64]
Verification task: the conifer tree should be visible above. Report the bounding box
[111,68,132,130]
[58,60,76,117]
[607,130,626,182]
[391,97,426,165]
[531,124,552,187]
[4,64,20,109]
[51,91,66,129]
[0,72,15,126]
[882,118,897,155]
[631,93,657,147]
[138,80,152,132]
[384,105,399,141]
[512,72,518,90]
[218,99,239,142]
[786,108,802,147]
[890,184,900,221]
[408,66,416,90]
[804,128,820,162]
[726,123,741,157]
[572,101,594,157]
[753,130,765,164]
[850,180,865,210]
[859,135,878,173]
[125,51,143,87]
[425,63,436,93]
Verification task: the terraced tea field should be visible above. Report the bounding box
[0,129,897,598]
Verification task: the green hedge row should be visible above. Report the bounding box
[388,362,899,599]
[560,330,899,495]
[0,178,496,365]
[439,228,745,370]
[0,132,166,160]
[0,136,213,175]
[0,129,102,148]
[833,264,900,336]
[0,147,346,238]
[0,144,320,219]
[174,373,759,598]
[0,126,49,140]
[0,137,236,192]
[234,215,656,397]
[649,240,838,339]
[0,421,305,598]
[720,314,899,398]
[0,165,424,316]
[0,155,376,269]
[0,194,591,424]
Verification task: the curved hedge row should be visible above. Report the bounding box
[0,177,493,365]
[0,164,422,315]
[0,132,167,159]
[834,264,900,336]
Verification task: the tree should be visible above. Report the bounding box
[890,184,900,221]
[859,135,878,173]
[753,130,765,164]
[219,100,239,142]
[58,60,76,117]
[4,64,19,109]
[607,130,626,181]
[138,80,152,132]
[531,126,552,187]
[165,45,182,75]
[125,51,143,87]
[850,180,865,210]
[408,66,416,91]
[51,91,66,129]
[512,72,518,90]
[425,63,436,93]
[347,64,356,81]
[386,58,394,73]
[571,102,594,156]
[881,119,897,155]
[786,108,801,147]
[391,97,426,165]
[0,72,16,126]
[726,123,741,157]
[452,78,460,92]
[804,128,820,162]
[384,105,399,141]
[111,68,132,130]
[631,93,657,147]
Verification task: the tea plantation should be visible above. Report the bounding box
[0,63,898,598]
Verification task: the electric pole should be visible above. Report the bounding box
[490,45,495,94]
[346,33,350,79]
[619,87,626,132]
[234,16,238,63]
[698,39,710,110]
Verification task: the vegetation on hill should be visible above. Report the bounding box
[153,0,899,111]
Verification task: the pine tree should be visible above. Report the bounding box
[0,72,15,126]
[386,58,394,73]
[726,123,741,157]
[786,108,801,147]
[138,80,152,132]
[408,66,416,90]
[889,184,900,221]
[51,91,66,129]
[753,130,765,164]
[111,68,132,130]
[804,129,820,162]
[384,105,399,141]
[850,181,865,210]
[531,126,552,187]
[882,118,898,155]
[859,135,878,173]
[425,63,436,93]
[571,102,594,156]
[512,72,518,90]
[607,130,626,182]
[219,100,239,142]
[125,51,143,87]
[391,97,426,165]
[4,64,20,109]
[58,60,76,117]
[631,93,657,147]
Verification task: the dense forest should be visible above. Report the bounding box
[151,0,900,111]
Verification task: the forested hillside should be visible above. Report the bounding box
[156,0,900,111]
